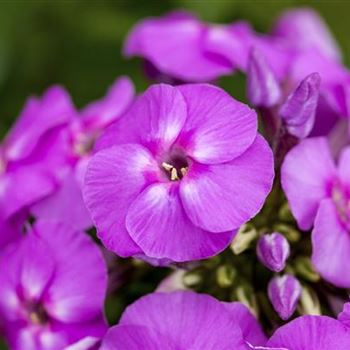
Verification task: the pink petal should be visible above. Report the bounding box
[34,221,107,323]
[223,302,267,346]
[267,315,350,350]
[4,86,75,161]
[0,165,57,219]
[273,8,342,62]
[95,84,187,156]
[81,76,135,129]
[180,135,274,233]
[124,15,233,82]
[20,232,55,301]
[32,168,92,231]
[126,183,234,262]
[83,144,159,257]
[338,146,350,185]
[119,291,246,350]
[100,325,175,350]
[311,199,350,288]
[281,137,336,230]
[177,84,257,164]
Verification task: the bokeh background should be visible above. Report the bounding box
[1,0,350,138]
[0,1,348,348]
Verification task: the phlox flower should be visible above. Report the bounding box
[0,87,74,247]
[124,11,290,82]
[31,77,134,230]
[0,221,107,350]
[282,137,350,287]
[98,291,266,350]
[84,83,274,263]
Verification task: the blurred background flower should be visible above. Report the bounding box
[1,1,350,136]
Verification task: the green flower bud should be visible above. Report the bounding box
[231,223,258,255]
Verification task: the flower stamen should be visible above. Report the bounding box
[161,161,188,181]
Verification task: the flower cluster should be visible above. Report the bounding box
[1,6,350,350]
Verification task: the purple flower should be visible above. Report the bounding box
[269,9,349,137]
[99,291,265,349]
[257,233,290,272]
[266,315,350,350]
[32,77,135,230]
[272,8,342,62]
[0,87,74,247]
[279,72,321,139]
[282,137,350,287]
[247,49,282,108]
[268,274,302,320]
[83,83,274,263]
[124,11,290,82]
[0,221,108,349]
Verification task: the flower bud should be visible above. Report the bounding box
[257,232,290,272]
[216,265,236,288]
[268,274,302,320]
[279,72,321,138]
[247,48,282,107]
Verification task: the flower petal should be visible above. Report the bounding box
[34,221,107,323]
[177,84,257,164]
[311,199,350,288]
[100,325,175,350]
[126,183,234,262]
[32,167,92,231]
[4,86,75,161]
[95,84,187,155]
[180,135,274,232]
[273,8,342,62]
[124,15,233,82]
[247,49,281,108]
[119,291,246,350]
[222,302,267,346]
[83,144,158,257]
[0,165,57,219]
[338,146,350,185]
[281,137,336,230]
[81,76,134,129]
[267,315,350,350]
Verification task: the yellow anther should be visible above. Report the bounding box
[180,167,188,177]
[161,162,173,172]
[171,168,179,181]
[30,312,41,324]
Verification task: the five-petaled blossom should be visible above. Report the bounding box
[32,77,135,230]
[83,83,274,263]
[282,137,350,287]
[0,221,107,350]
[0,86,74,248]
[99,291,266,349]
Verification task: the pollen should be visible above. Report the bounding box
[161,161,188,181]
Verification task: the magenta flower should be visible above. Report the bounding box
[0,221,107,350]
[268,274,302,321]
[0,86,74,247]
[32,77,134,230]
[282,137,350,287]
[257,232,290,272]
[266,315,350,350]
[99,291,265,349]
[272,8,342,62]
[124,11,290,82]
[83,83,274,263]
